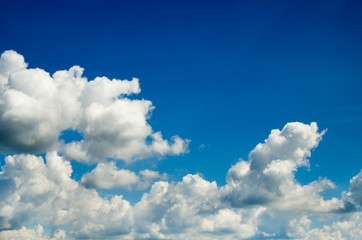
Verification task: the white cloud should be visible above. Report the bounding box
[80,162,168,190]
[0,50,189,161]
[221,122,342,212]
[137,169,168,190]
[80,162,139,189]
[4,109,362,240]
[306,212,362,240]
[0,225,66,240]
[133,174,264,239]
[0,50,28,92]
[0,153,133,238]
[343,170,362,211]
[1,122,357,239]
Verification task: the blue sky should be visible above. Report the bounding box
[0,0,362,239]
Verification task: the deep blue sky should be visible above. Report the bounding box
[1,0,362,192]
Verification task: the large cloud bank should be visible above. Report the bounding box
[0,50,361,239]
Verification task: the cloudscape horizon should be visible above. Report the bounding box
[0,50,361,239]
[1,1,362,239]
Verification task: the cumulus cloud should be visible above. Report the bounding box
[306,212,362,240]
[221,122,342,212]
[133,173,267,239]
[137,169,168,190]
[343,170,362,211]
[0,152,261,239]
[0,50,28,92]
[0,225,66,240]
[80,162,166,190]
[0,50,189,161]
[0,122,361,239]
[0,153,134,238]
[80,162,139,189]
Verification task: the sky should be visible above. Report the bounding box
[0,0,362,239]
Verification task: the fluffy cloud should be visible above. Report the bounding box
[80,162,139,189]
[80,162,166,190]
[0,153,133,238]
[343,170,362,211]
[137,169,168,190]
[0,50,189,161]
[221,122,342,212]
[0,122,361,239]
[306,212,362,240]
[0,225,66,240]
[0,50,28,92]
[0,153,255,239]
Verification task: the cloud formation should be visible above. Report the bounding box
[80,162,140,189]
[0,50,189,161]
[221,122,342,212]
[0,225,66,240]
[0,120,360,239]
[80,162,166,190]
[0,50,361,239]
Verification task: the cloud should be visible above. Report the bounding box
[0,50,189,161]
[221,122,342,212]
[0,122,354,239]
[0,225,66,240]
[305,212,362,240]
[0,153,135,238]
[0,50,28,92]
[0,152,260,239]
[80,162,166,190]
[133,173,266,239]
[137,169,168,190]
[80,162,139,189]
[343,170,362,211]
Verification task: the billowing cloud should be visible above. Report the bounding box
[80,162,166,190]
[80,162,140,189]
[221,122,342,212]
[306,212,362,240]
[343,170,362,211]
[133,174,264,239]
[0,50,189,161]
[0,153,133,238]
[0,225,66,240]
[1,122,359,239]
